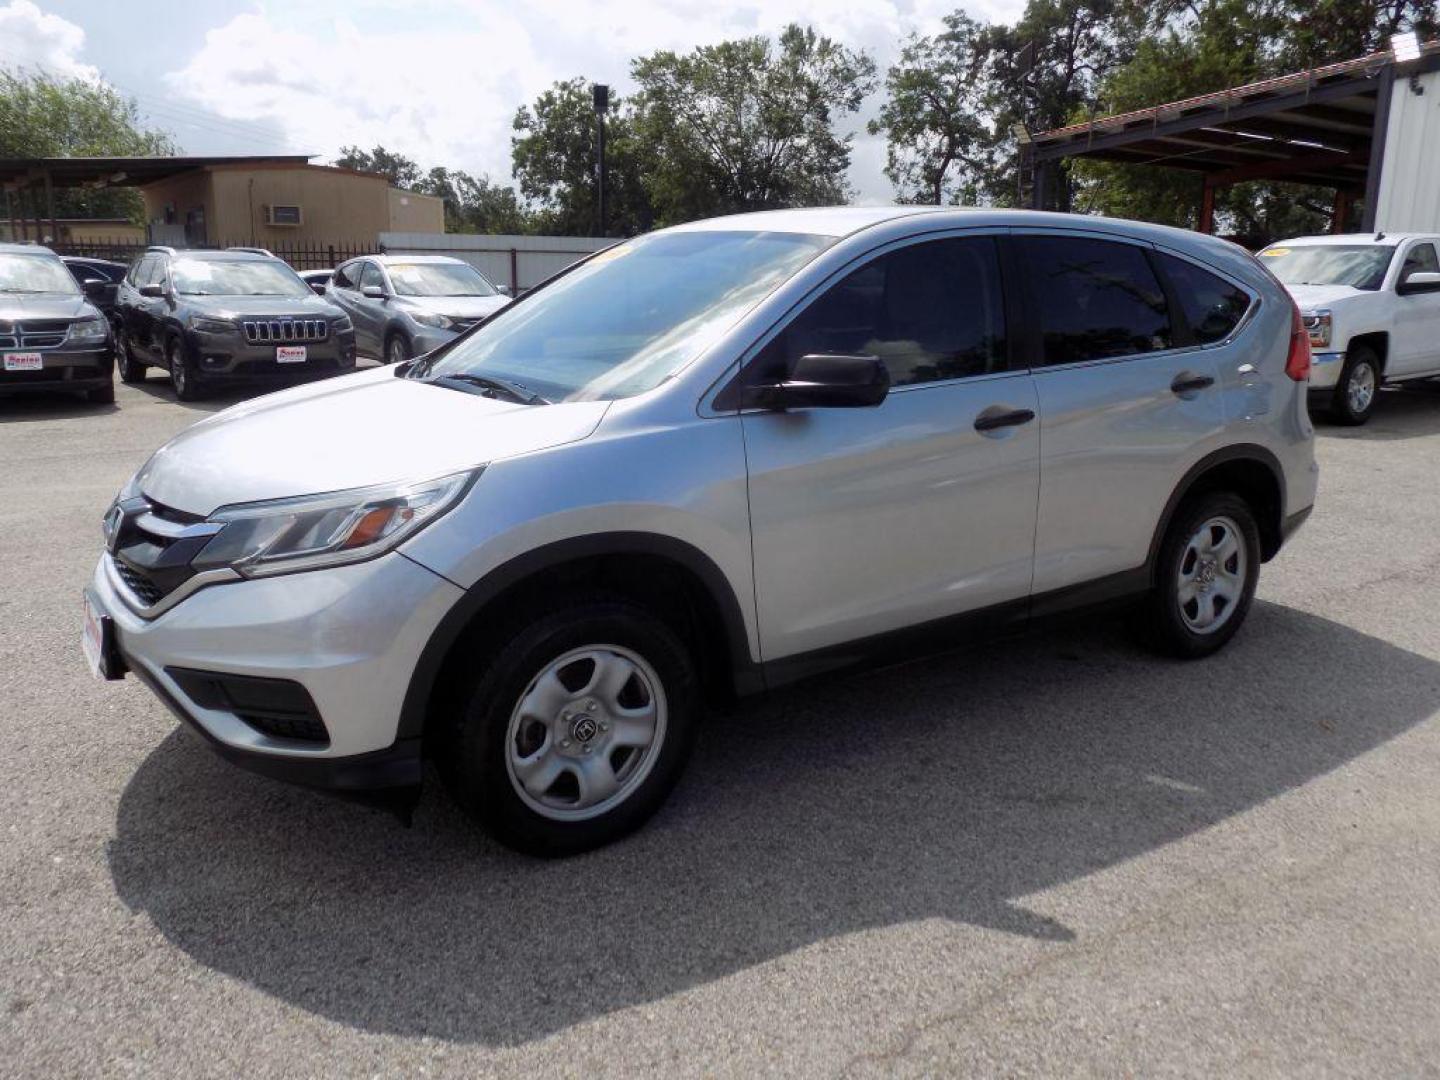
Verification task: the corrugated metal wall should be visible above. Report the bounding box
[1376,68,1440,232]
[378,232,613,293]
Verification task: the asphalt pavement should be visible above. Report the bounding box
[3,373,1439,1077]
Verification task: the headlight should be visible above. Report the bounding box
[409,310,453,329]
[1303,309,1331,348]
[190,470,477,577]
[331,314,353,332]
[66,317,108,344]
[191,316,236,334]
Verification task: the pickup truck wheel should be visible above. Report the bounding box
[117,331,147,383]
[442,597,698,856]
[167,337,202,402]
[1329,346,1380,425]
[1137,492,1261,659]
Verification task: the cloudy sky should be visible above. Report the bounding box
[2,0,1027,202]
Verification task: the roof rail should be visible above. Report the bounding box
[226,245,275,257]
[146,245,176,254]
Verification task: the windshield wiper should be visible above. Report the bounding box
[431,372,549,405]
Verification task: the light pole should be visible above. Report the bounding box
[593,83,610,236]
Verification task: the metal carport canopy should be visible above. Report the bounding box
[0,155,313,191]
[1028,42,1440,232]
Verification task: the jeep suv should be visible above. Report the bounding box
[83,208,1318,855]
[1,243,115,403]
[114,247,357,400]
[1259,233,1440,424]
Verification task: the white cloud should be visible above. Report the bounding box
[165,0,1026,201]
[0,0,101,81]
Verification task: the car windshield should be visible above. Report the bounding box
[418,230,832,402]
[388,262,497,297]
[171,259,311,297]
[0,252,80,295]
[1258,244,1395,290]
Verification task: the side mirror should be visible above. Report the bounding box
[138,283,166,299]
[82,280,109,302]
[362,285,387,300]
[1398,270,1440,295]
[309,281,327,295]
[740,353,890,411]
[496,284,513,297]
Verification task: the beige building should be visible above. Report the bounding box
[140,160,445,247]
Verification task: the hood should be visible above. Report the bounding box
[187,294,340,319]
[1284,283,1365,310]
[0,292,91,322]
[137,364,609,515]
[396,294,511,321]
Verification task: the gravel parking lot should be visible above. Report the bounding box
[3,374,1439,1077]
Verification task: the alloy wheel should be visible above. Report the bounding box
[1347,361,1376,415]
[1177,515,1247,634]
[503,644,668,822]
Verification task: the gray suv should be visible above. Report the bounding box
[84,208,1318,855]
[326,254,511,364]
[1,243,115,403]
[115,247,357,400]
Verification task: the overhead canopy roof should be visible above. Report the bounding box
[0,155,314,191]
[1031,42,1440,201]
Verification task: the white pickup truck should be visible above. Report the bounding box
[1259,233,1440,424]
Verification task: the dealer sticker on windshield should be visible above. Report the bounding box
[3,352,43,371]
[1260,248,1290,257]
[276,346,307,363]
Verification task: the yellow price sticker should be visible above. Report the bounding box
[1259,247,1290,257]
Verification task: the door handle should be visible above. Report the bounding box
[973,406,1036,432]
[1171,372,1215,395]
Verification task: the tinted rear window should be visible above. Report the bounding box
[1157,253,1251,344]
[1018,236,1172,365]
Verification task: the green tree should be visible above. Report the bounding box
[333,144,422,189]
[511,78,652,236]
[416,166,530,234]
[0,68,174,223]
[867,13,991,205]
[630,25,877,223]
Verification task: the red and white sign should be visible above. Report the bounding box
[276,346,307,364]
[3,352,43,371]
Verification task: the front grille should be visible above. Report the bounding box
[0,319,71,350]
[167,668,330,745]
[114,558,165,606]
[110,498,217,609]
[241,318,330,345]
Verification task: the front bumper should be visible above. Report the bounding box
[0,345,113,394]
[90,549,465,778]
[185,327,357,382]
[1307,351,1344,391]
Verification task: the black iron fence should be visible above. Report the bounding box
[49,238,381,271]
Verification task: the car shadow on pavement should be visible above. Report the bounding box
[1316,383,1440,440]
[126,378,265,413]
[0,392,117,422]
[106,600,1440,1046]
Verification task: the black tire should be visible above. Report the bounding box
[117,330,147,383]
[85,380,116,404]
[1137,492,1261,659]
[167,336,202,402]
[384,331,412,366]
[1328,345,1381,425]
[440,597,699,856]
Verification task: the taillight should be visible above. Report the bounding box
[1286,301,1312,382]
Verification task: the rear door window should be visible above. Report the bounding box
[1018,236,1172,365]
[1155,252,1252,344]
[331,261,359,289]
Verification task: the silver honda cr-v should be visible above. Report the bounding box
[83,207,1318,855]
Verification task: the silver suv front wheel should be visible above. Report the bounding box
[442,597,698,856]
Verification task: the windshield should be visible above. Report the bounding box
[172,259,311,297]
[0,252,80,295]
[418,230,832,402]
[1259,244,1394,290]
[389,262,496,297]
